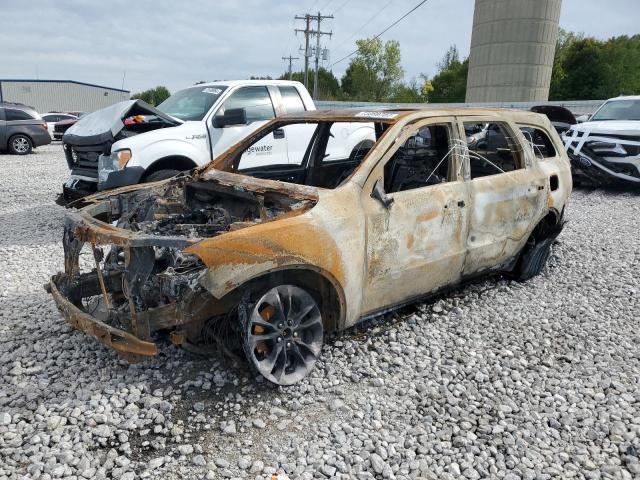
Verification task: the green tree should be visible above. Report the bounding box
[278,68,341,100]
[130,86,171,106]
[341,38,404,102]
[428,46,469,103]
[389,77,423,103]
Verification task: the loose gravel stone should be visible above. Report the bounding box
[1,145,639,479]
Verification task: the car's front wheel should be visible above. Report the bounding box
[240,284,323,386]
[8,135,32,155]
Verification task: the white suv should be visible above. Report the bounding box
[60,80,374,203]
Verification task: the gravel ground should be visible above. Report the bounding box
[1,143,639,480]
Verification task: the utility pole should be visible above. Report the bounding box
[282,55,299,80]
[312,11,332,100]
[295,12,332,97]
[295,14,312,89]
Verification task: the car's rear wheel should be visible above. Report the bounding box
[9,135,32,155]
[144,169,181,182]
[512,214,564,281]
[240,284,323,386]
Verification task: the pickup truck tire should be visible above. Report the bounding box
[239,284,323,386]
[8,135,33,155]
[144,169,181,183]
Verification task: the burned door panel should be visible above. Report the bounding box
[461,119,547,275]
[361,119,469,314]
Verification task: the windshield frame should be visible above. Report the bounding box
[591,99,640,122]
[156,85,228,121]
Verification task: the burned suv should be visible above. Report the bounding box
[48,108,571,385]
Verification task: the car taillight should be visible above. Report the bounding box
[41,123,48,131]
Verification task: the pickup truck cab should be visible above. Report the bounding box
[60,80,375,203]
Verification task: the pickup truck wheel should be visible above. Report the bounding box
[9,135,32,155]
[144,169,181,182]
[240,285,323,386]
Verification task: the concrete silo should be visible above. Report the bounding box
[465,0,562,102]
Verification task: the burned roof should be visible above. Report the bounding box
[277,106,550,124]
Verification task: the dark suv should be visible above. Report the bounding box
[0,102,51,154]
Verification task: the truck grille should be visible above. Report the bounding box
[64,144,103,179]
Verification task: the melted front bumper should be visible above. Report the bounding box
[47,278,158,359]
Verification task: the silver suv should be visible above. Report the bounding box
[0,102,51,154]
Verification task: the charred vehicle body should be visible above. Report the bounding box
[48,108,571,386]
[563,96,640,187]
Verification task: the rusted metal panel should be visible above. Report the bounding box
[48,280,158,358]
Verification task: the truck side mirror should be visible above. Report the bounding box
[213,108,247,128]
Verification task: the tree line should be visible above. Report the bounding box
[130,30,639,106]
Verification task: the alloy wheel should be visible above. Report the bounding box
[245,285,323,385]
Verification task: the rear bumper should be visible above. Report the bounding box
[31,129,52,147]
[47,278,158,358]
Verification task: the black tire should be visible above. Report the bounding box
[512,217,564,281]
[513,237,554,281]
[239,285,323,386]
[144,169,181,183]
[8,135,32,155]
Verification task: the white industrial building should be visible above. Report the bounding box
[0,79,129,114]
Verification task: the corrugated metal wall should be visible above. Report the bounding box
[0,80,129,114]
[316,100,603,116]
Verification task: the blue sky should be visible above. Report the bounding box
[1,0,638,93]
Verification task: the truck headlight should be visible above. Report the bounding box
[116,149,132,168]
[98,149,131,184]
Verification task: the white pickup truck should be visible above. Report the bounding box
[59,80,375,203]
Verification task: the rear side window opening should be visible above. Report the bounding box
[278,86,306,114]
[464,122,523,179]
[518,126,557,159]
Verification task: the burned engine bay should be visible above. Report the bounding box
[49,176,316,359]
[120,177,313,238]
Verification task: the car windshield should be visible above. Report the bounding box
[591,99,640,121]
[157,85,227,121]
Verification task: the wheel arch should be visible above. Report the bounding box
[218,265,346,332]
[9,132,34,145]
[141,155,198,180]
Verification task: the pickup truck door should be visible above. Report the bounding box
[208,86,287,165]
[457,118,547,276]
[361,118,470,314]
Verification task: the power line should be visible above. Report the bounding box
[319,0,335,12]
[332,0,351,15]
[332,0,393,53]
[330,0,430,67]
